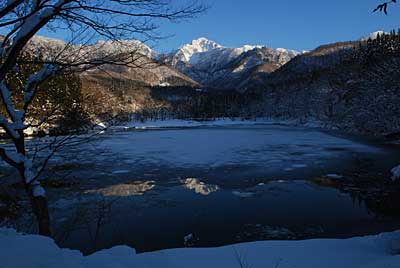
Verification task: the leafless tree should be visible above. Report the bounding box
[0,0,205,237]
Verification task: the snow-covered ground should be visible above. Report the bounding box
[1,228,399,268]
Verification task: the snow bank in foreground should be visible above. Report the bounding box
[1,228,399,268]
[111,118,326,130]
[392,165,400,181]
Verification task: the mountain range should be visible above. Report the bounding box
[5,30,389,92]
[162,37,301,90]
[21,35,304,91]
[4,30,399,137]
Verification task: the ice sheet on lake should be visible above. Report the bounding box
[96,126,382,169]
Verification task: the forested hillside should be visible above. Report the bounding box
[246,32,400,136]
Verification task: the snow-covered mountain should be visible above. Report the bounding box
[26,36,67,53]
[168,37,262,66]
[164,37,301,90]
[10,35,304,91]
[85,39,156,59]
[360,30,388,41]
[21,36,196,88]
[24,36,156,61]
[170,37,223,64]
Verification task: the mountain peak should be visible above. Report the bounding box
[190,37,222,50]
[173,37,223,63]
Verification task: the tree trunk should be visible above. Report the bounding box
[15,131,52,237]
[19,169,52,237]
[31,194,52,237]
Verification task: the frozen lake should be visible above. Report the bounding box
[2,124,400,253]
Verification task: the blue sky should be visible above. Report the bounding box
[4,0,400,52]
[156,0,400,52]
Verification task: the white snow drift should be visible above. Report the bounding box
[0,228,399,268]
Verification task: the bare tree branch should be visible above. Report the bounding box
[374,0,397,14]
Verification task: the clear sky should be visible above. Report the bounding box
[4,0,400,52]
[155,0,400,52]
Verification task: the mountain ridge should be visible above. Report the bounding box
[163,37,301,90]
[5,31,386,93]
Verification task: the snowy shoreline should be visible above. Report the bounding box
[107,117,328,131]
[103,117,395,141]
[1,228,399,268]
